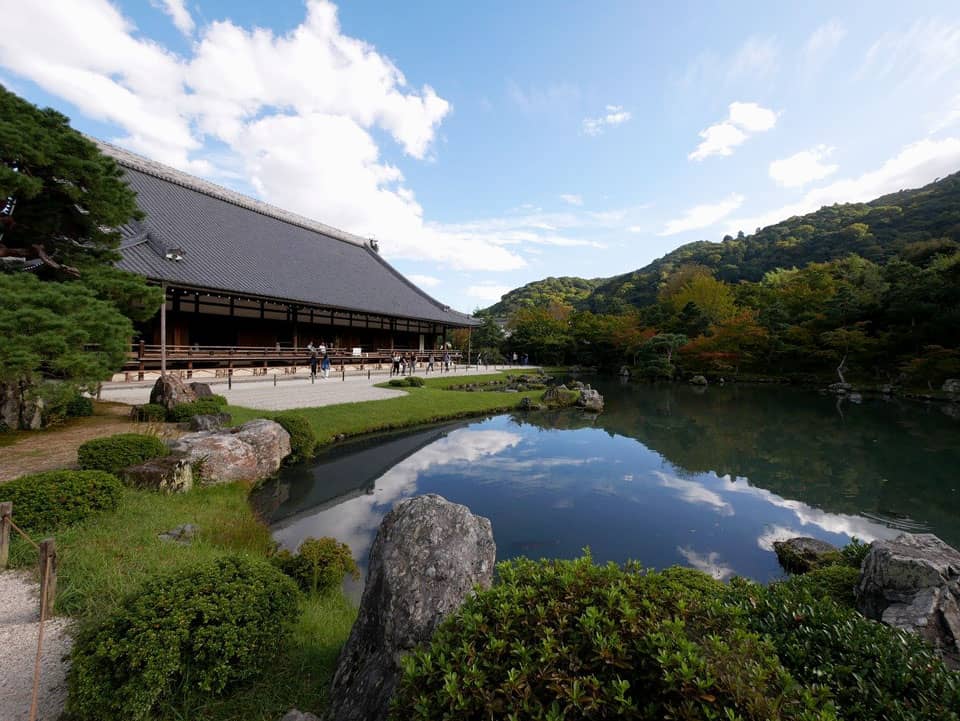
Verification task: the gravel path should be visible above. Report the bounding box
[0,571,72,721]
[99,365,530,411]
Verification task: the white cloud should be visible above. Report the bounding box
[560,193,583,206]
[466,284,512,303]
[769,145,839,188]
[677,546,735,580]
[860,18,960,86]
[801,19,846,77]
[689,101,777,160]
[727,35,780,82]
[155,0,194,36]
[661,193,744,236]
[582,105,632,136]
[407,274,441,288]
[728,136,960,234]
[0,0,545,278]
[653,471,733,515]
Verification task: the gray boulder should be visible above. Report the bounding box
[943,379,960,395]
[158,523,198,545]
[189,381,215,398]
[280,711,320,721]
[856,533,960,661]
[619,366,631,378]
[189,412,232,431]
[170,419,290,484]
[542,385,571,406]
[690,375,708,386]
[773,536,838,573]
[577,387,604,412]
[122,454,194,493]
[150,374,196,411]
[0,381,44,430]
[324,494,495,721]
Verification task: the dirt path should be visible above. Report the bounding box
[0,404,177,483]
[0,570,72,721]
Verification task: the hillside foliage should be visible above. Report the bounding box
[481,276,602,317]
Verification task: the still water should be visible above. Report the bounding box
[252,381,960,593]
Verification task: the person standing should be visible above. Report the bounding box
[443,351,451,372]
[392,352,401,376]
[512,352,518,365]
[321,349,331,379]
[308,341,318,380]
[427,353,435,373]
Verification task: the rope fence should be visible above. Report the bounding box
[1,501,58,721]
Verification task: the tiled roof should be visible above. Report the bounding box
[98,141,478,327]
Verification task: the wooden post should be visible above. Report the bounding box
[0,502,11,570]
[160,283,167,376]
[39,538,57,615]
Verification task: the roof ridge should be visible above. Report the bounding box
[92,138,371,249]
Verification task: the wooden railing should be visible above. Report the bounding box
[121,343,463,379]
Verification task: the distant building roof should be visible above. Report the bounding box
[97,140,478,327]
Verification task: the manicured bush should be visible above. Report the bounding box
[67,555,299,721]
[167,397,228,422]
[77,433,169,474]
[204,393,229,407]
[392,556,831,721]
[0,470,123,532]
[388,378,407,387]
[273,413,318,463]
[780,564,860,608]
[727,577,960,721]
[405,375,425,387]
[66,394,94,418]
[132,403,167,422]
[272,537,359,594]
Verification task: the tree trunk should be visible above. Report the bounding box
[836,353,847,384]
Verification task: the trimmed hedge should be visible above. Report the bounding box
[77,433,169,475]
[166,397,229,422]
[392,556,831,721]
[132,403,167,422]
[272,536,359,594]
[727,576,960,721]
[0,470,123,533]
[387,376,425,388]
[67,555,299,721]
[66,394,94,417]
[273,413,318,463]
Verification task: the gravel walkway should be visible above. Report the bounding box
[0,571,72,721]
[99,365,529,411]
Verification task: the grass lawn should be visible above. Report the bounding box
[227,370,544,444]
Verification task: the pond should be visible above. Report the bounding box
[251,380,960,596]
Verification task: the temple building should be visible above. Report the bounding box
[99,141,478,356]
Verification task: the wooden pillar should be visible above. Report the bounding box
[0,502,11,570]
[160,282,167,375]
[39,538,58,614]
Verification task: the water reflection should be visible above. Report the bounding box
[252,381,960,592]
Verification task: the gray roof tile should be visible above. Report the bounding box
[99,141,477,327]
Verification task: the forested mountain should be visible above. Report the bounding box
[481,276,602,316]
[586,171,960,312]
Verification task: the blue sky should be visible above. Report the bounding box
[2,1,960,312]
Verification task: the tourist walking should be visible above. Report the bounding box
[427,353,435,373]
[321,350,331,379]
[512,352,518,365]
[391,352,401,376]
[308,341,318,380]
[443,351,451,372]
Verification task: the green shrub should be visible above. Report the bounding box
[387,378,407,387]
[66,394,94,417]
[167,397,228,422]
[405,376,425,387]
[67,555,299,721]
[203,393,229,407]
[77,433,169,474]
[727,577,960,721]
[0,470,123,532]
[132,403,167,422]
[780,564,860,608]
[392,555,831,721]
[273,413,318,463]
[839,537,871,568]
[272,537,359,594]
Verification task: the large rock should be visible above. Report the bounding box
[855,533,960,661]
[150,374,196,411]
[169,419,290,484]
[577,387,604,412]
[773,536,838,573]
[189,412,232,431]
[122,454,194,493]
[189,381,215,398]
[325,494,496,721]
[943,379,960,395]
[0,381,44,430]
[690,375,708,386]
